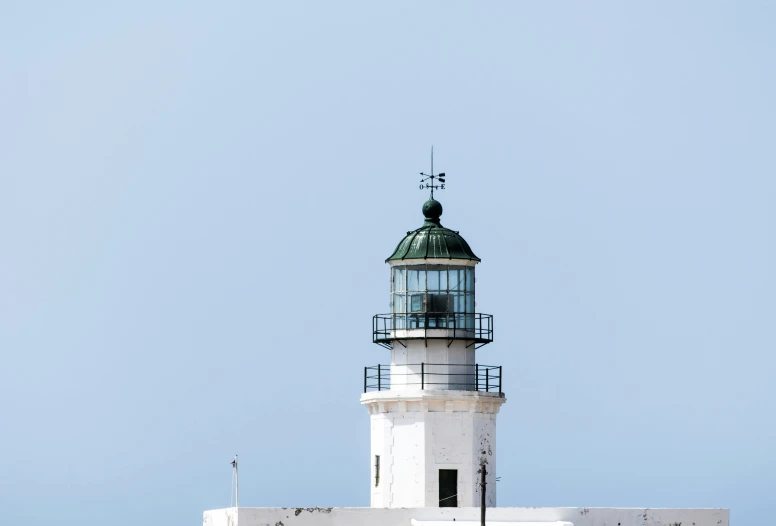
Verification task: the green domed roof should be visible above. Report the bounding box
[386,199,480,262]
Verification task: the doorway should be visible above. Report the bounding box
[439,469,458,507]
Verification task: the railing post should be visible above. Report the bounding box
[364,367,367,393]
[485,367,489,392]
[475,363,479,391]
[378,364,381,391]
[421,362,425,390]
[499,366,502,395]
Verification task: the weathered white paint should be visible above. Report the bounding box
[204,507,729,526]
[362,390,505,508]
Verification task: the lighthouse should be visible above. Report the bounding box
[361,192,506,509]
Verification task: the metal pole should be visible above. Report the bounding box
[378,364,381,391]
[364,367,367,393]
[431,146,434,199]
[476,363,479,391]
[485,367,489,392]
[480,463,487,526]
[235,455,239,509]
[499,366,502,395]
[421,362,425,390]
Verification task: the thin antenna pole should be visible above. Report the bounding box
[430,146,434,199]
[235,455,239,509]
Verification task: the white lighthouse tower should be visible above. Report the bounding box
[361,193,506,509]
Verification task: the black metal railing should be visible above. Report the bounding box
[372,313,493,348]
[364,363,502,394]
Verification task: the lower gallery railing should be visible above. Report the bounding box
[363,363,502,393]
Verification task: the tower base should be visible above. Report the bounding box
[361,390,506,508]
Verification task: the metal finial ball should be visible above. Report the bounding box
[422,199,443,220]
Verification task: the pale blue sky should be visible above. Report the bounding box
[1,2,774,525]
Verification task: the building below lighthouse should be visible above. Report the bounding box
[203,184,728,526]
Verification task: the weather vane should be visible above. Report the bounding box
[419,146,446,199]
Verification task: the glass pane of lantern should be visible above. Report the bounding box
[465,267,474,292]
[449,268,461,290]
[393,267,405,292]
[449,292,461,312]
[408,270,419,291]
[439,266,448,290]
[410,294,424,312]
[466,293,474,313]
[457,268,467,290]
[393,293,406,313]
[427,269,440,291]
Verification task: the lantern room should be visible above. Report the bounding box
[373,198,493,348]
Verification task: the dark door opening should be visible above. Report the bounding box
[439,469,458,507]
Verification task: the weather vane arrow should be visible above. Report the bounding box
[419,146,446,200]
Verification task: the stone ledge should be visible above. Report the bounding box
[361,390,506,414]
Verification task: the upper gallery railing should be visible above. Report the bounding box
[372,312,493,348]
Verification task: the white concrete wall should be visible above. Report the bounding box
[390,340,476,391]
[204,507,729,526]
[425,410,498,507]
[363,391,505,508]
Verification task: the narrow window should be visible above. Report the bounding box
[410,294,425,312]
[375,455,380,487]
[439,469,458,507]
